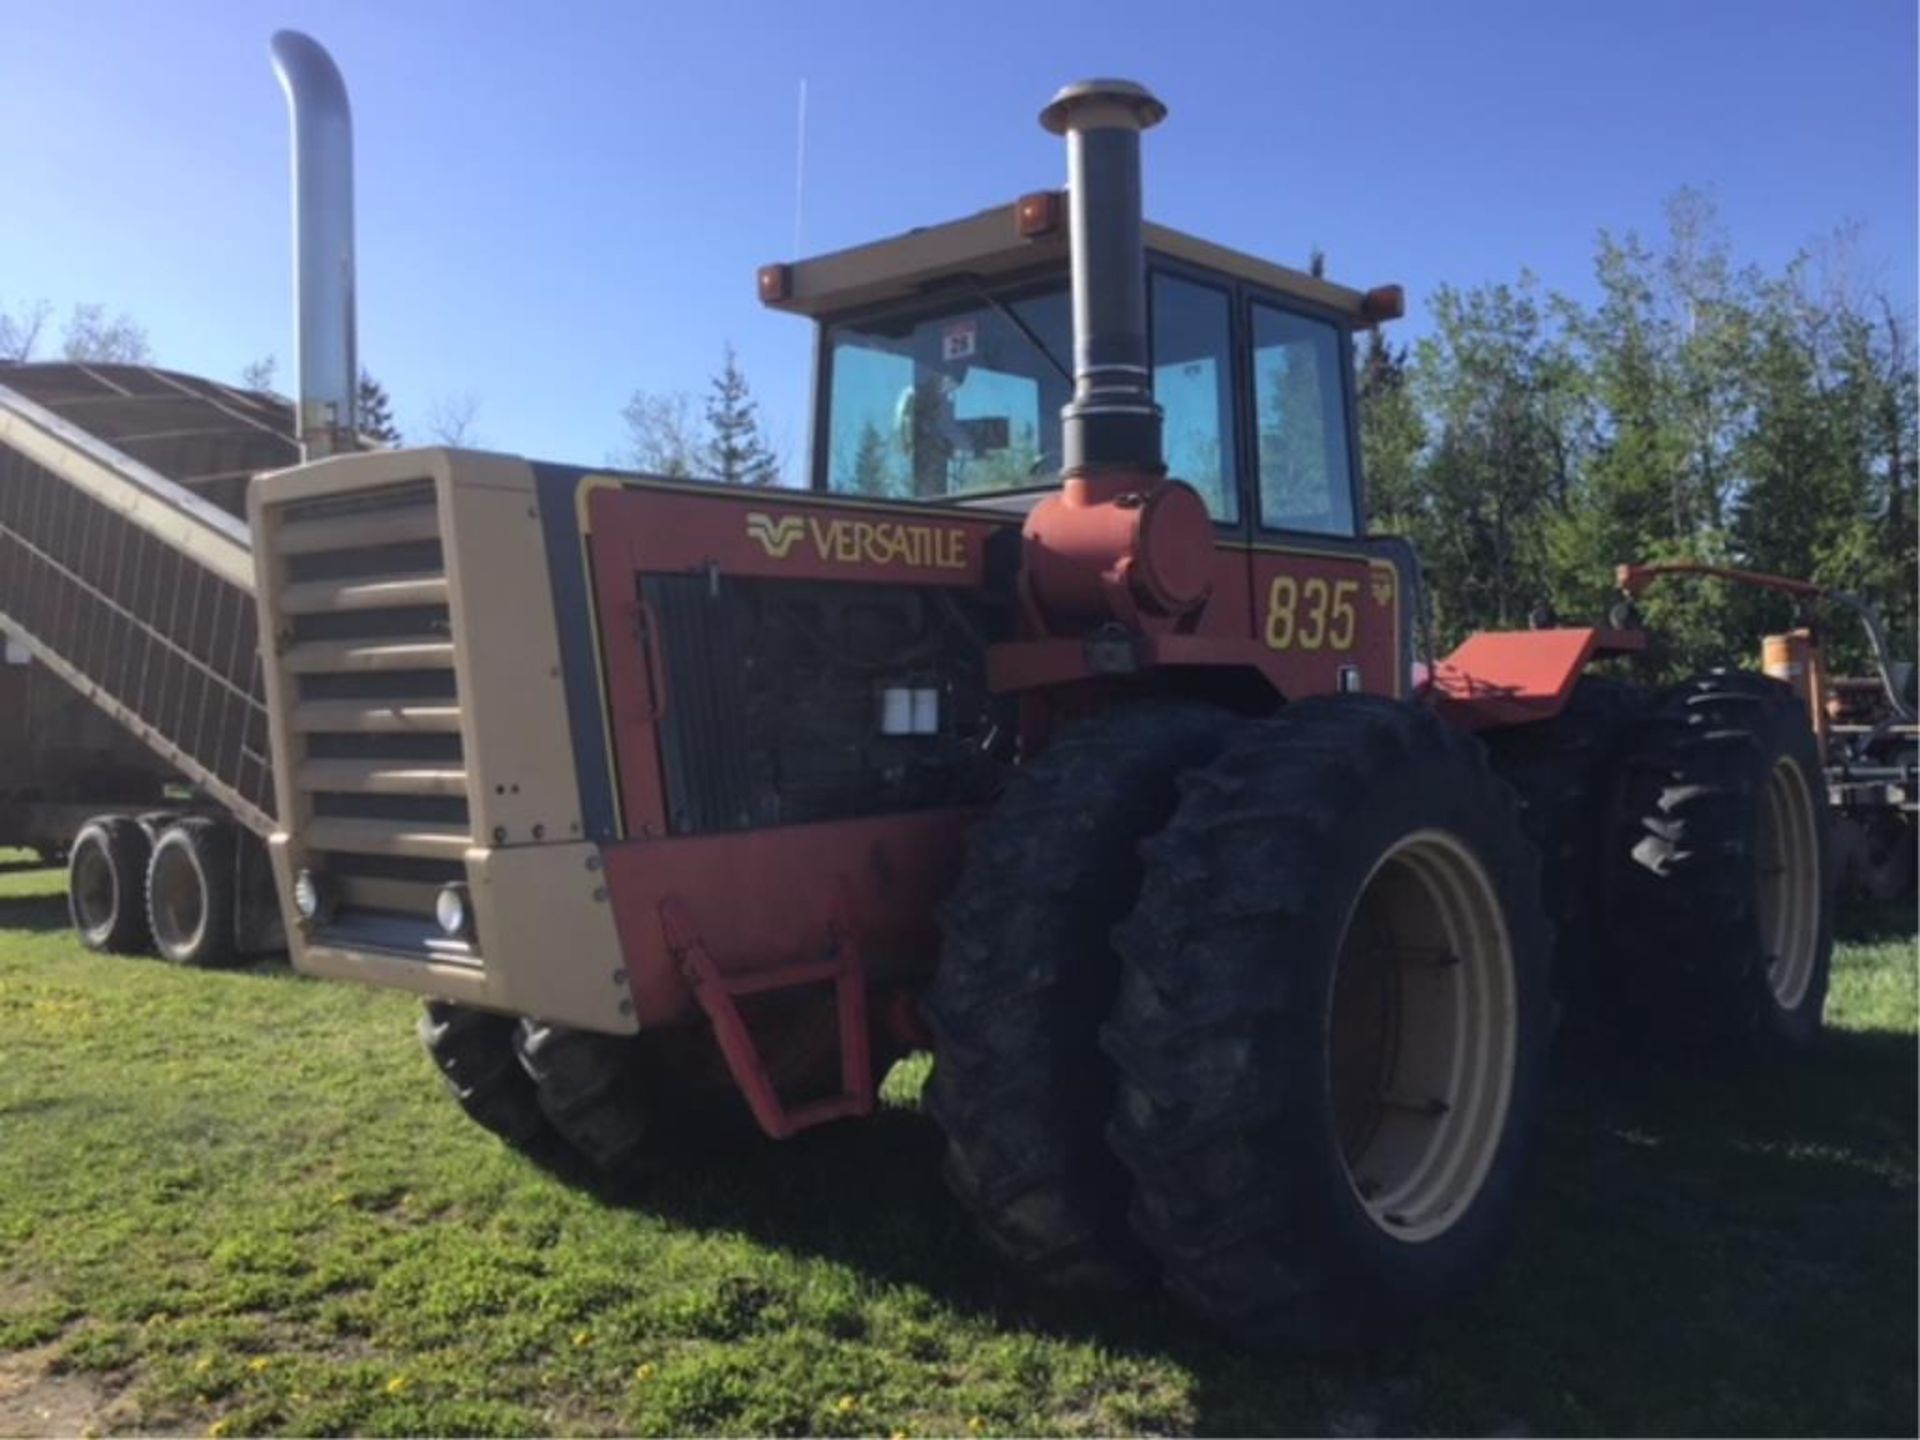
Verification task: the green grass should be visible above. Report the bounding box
[1,851,1914,1437]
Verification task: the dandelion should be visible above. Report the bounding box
[634,1363,657,1382]
[968,1418,986,1435]
[248,1357,272,1373]
[836,1395,859,1414]
[572,1329,593,1348]
[208,1420,229,1438]
[385,1375,411,1395]
[892,1430,908,1439]
[193,1356,215,1375]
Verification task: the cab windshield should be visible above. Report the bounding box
[820,270,1243,521]
[822,284,1072,501]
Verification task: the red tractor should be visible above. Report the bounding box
[246,56,1834,1348]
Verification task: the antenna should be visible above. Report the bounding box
[792,78,808,258]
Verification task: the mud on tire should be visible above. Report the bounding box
[1102,695,1552,1349]
[1605,670,1834,1050]
[924,703,1235,1289]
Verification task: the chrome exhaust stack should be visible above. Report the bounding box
[1040,79,1167,478]
[270,30,358,460]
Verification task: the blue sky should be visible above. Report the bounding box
[2,0,1913,477]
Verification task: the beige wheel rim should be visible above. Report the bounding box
[1328,830,1517,1245]
[1758,756,1821,1010]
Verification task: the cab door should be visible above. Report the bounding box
[1241,295,1408,700]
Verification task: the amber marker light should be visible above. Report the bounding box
[1362,284,1406,324]
[757,263,792,303]
[1014,190,1060,238]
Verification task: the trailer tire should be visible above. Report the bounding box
[67,816,153,954]
[1482,676,1648,1014]
[1103,696,1552,1349]
[418,1002,557,1152]
[146,818,240,968]
[1605,670,1834,1050]
[925,702,1236,1290]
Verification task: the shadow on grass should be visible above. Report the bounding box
[0,885,293,975]
[567,1020,1915,1436]
[1836,899,1920,945]
[0,890,74,934]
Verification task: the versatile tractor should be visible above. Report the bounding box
[230,49,1840,1349]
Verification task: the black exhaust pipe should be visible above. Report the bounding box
[1040,80,1167,478]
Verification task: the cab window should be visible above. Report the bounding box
[1252,302,1355,536]
[824,289,1071,499]
[1151,271,1237,523]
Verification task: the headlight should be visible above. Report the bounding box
[435,883,473,939]
[292,868,330,923]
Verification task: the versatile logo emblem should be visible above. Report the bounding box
[745,512,806,559]
[744,511,968,571]
[1370,568,1396,608]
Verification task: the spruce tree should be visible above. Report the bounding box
[357,370,402,446]
[703,344,779,485]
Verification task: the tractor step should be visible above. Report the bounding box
[660,892,875,1140]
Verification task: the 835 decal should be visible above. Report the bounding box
[1264,575,1359,651]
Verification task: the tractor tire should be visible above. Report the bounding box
[1482,676,1648,1013]
[1103,695,1552,1349]
[515,1020,661,1177]
[924,702,1236,1290]
[517,1012,810,1179]
[67,816,153,955]
[145,818,240,968]
[417,1002,557,1152]
[1604,670,1834,1050]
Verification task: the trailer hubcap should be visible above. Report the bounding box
[1759,757,1821,1010]
[149,839,207,957]
[1329,830,1516,1244]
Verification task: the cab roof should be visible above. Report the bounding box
[760,192,1387,325]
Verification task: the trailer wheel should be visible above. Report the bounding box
[418,1002,556,1152]
[1606,670,1834,1050]
[926,703,1235,1290]
[1482,676,1648,1013]
[67,815,153,954]
[1103,696,1551,1349]
[145,818,240,968]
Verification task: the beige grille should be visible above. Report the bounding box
[271,479,472,953]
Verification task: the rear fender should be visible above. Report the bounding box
[1429,627,1645,731]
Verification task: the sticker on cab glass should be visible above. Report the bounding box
[941,321,977,363]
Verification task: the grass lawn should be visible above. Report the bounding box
[0,850,1913,1437]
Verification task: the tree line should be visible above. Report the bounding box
[1357,191,1915,678]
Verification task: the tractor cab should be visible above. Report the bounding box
[759,196,1403,540]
